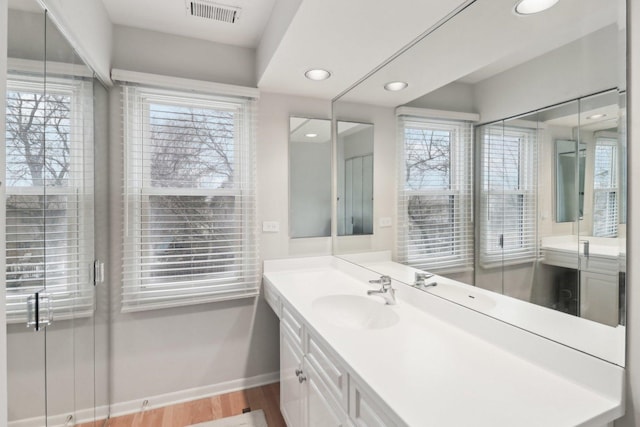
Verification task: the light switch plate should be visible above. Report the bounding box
[262,221,280,233]
[379,217,393,228]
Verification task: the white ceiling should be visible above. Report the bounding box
[101,0,276,48]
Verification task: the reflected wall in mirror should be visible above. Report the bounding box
[289,117,332,238]
[337,121,374,236]
[331,0,626,365]
[556,140,586,222]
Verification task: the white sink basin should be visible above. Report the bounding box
[312,294,400,330]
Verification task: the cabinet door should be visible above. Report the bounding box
[580,271,619,326]
[349,383,398,427]
[305,359,344,427]
[281,327,305,427]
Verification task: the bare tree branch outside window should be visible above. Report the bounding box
[142,104,242,284]
[5,89,73,290]
[404,127,456,257]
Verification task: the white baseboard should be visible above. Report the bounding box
[8,372,280,427]
[110,371,280,418]
[8,405,110,427]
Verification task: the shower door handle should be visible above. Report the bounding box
[27,292,53,331]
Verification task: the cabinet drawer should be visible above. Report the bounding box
[263,282,281,318]
[581,255,620,275]
[282,305,304,347]
[307,335,348,409]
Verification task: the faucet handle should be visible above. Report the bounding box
[369,275,392,289]
[414,271,434,287]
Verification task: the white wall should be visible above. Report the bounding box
[256,0,302,82]
[113,25,257,88]
[475,25,621,124]
[0,0,8,423]
[407,81,476,113]
[616,0,639,424]
[257,92,332,259]
[40,0,112,83]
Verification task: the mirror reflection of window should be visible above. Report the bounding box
[592,136,618,237]
[479,124,538,266]
[397,115,473,276]
[289,117,332,238]
[337,122,373,236]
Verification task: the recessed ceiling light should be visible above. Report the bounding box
[304,69,331,81]
[384,81,408,91]
[305,133,318,138]
[514,0,559,15]
[586,113,607,120]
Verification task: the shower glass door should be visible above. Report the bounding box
[6,2,100,425]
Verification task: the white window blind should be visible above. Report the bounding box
[121,84,259,312]
[479,124,538,266]
[592,137,618,237]
[397,116,474,273]
[5,73,95,323]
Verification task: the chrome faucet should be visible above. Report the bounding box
[367,275,396,305]
[414,271,434,287]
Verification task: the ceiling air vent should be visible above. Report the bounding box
[186,0,241,24]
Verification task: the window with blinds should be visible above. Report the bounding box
[397,116,474,273]
[479,124,537,266]
[5,73,94,322]
[593,137,618,237]
[121,85,258,312]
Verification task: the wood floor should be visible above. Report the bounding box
[80,383,286,427]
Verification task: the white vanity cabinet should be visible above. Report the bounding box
[540,241,621,326]
[580,270,619,325]
[280,325,305,426]
[274,299,401,427]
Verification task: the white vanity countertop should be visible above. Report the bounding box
[340,251,626,366]
[263,256,624,427]
[541,235,626,258]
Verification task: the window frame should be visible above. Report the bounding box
[121,85,258,312]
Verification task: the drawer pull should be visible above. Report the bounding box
[296,369,303,376]
[298,374,307,383]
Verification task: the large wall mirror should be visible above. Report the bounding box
[331,0,626,366]
[289,117,332,238]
